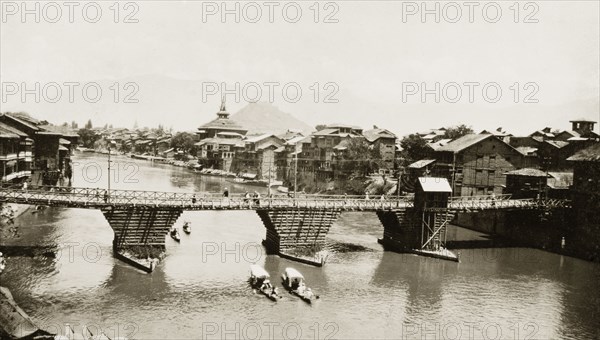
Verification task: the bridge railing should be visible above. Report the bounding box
[0,185,415,210]
[449,194,512,202]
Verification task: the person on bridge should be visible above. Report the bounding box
[253,192,261,206]
[223,188,229,197]
[192,194,197,204]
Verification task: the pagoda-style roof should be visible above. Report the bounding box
[198,103,247,134]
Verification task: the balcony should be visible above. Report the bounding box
[1,170,31,182]
[0,153,18,161]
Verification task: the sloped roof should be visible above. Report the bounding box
[567,143,600,162]
[408,159,436,169]
[428,139,452,150]
[277,130,304,140]
[198,115,247,132]
[435,134,493,153]
[515,146,537,156]
[285,136,305,146]
[326,123,362,130]
[0,129,19,139]
[557,130,580,138]
[363,128,396,142]
[569,118,596,123]
[312,128,340,136]
[333,139,351,150]
[257,141,283,150]
[418,177,452,192]
[245,133,273,143]
[545,140,570,149]
[0,122,28,137]
[547,172,573,189]
[1,113,40,131]
[195,137,245,147]
[529,130,555,138]
[504,168,548,177]
[298,136,312,144]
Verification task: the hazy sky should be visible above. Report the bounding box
[1,0,598,136]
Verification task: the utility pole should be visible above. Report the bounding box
[107,145,111,202]
[267,157,272,197]
[294,152,298,200]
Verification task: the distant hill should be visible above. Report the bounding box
[231,102,313,135]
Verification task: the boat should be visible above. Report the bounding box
[183,221,191,234]
[249,264,281,301]
[169,227,181,242]
[281,267,319,303]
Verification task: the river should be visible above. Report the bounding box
[1,153,599,339]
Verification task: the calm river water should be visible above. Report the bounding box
[1,153,599,339]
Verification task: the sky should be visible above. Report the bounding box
[1,0,599,137]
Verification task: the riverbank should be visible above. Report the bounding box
[1,203,33,222]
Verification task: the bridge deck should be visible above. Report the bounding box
[0,186,570,211]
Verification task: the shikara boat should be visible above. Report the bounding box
[183,221,191,234]
[169,227,181,242]
[249,264,281,301]
[281,267,319,303]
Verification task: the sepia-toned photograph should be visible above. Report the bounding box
[0,1,599,339]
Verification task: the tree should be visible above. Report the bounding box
[61,122,69,127]
[336,138,384,178]
[170,132,197,155]
[85,119,93,129]
[399,134,431,165]
[78,128,101,148]
[71,121,78,129]
[315,124,327,131]
[442,124,474,140]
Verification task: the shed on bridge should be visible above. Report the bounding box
[414,177,452,209]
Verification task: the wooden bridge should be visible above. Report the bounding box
[0,186,569,211]
[0,185,571,270]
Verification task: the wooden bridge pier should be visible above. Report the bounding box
[257,208,341,265]
[377,178,459,261]
[101,206,183,272]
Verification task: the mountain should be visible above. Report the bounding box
[230,102,313,135]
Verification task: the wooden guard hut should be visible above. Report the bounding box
[414,177,452,209]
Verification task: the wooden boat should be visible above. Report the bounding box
[183,221,191,234]
[281,267,319,303]
[169,227,181,242]
[249,264,281,301]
